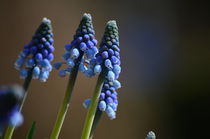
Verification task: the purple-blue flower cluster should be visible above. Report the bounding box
[83,21,121,120]
[146,131,156,139]
[14,18,54,82]
[0,85,24,133]
[54,13,98,77]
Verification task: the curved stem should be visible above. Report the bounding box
[4,68,33,139]
[50,55,82,139]
[81,73,105,139]
[89,109,102,139]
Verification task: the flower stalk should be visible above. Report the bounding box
[4,69,33,139]
[51,13,97,139]
[5,17,54,139]
[50,54,83,139]
[82,20,120,138]
[89,109,102,139]
[81,72,105,139]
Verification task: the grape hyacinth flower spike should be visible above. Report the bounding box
[0,85,24,137]
[14,17,54,82]
[81,20,121,139]
[53,13,98,78]
[145,131,156,139]
[5,18,54,139]
[51,13,97,139]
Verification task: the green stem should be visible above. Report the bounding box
[4,68,33,139]
[81,73,105,139]
[50,55,82,139]
[89,109,102,139]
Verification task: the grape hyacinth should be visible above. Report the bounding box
[54,13,98,77]
[51,13,97,139]
[14,18,54,82]
[145,131,156,139]
[0,85,24,134]
[5,18,54,139]
[83,20,121,120]
[81,20,120,139]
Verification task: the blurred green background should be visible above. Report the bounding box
[0,0,210,138]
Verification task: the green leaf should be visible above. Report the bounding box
[26,121,36,139]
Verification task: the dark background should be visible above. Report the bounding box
[0,0,210,138]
